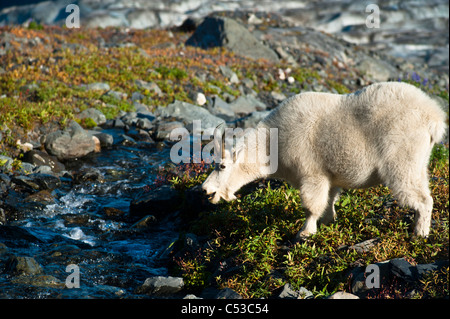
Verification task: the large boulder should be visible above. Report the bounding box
[155,100,225,132]
[44,120,96,161]
[129,185,182,219]
[186,16,279,63]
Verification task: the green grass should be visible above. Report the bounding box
[172,144,449,298]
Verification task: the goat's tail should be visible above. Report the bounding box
[428,113,448,145]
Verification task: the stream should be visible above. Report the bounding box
[0,128,181,298]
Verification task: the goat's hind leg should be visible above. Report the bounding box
[320,187,341,226]
[296,177,330,241]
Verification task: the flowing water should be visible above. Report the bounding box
[0,129,181,298]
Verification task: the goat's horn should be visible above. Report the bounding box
[214,122,227,160]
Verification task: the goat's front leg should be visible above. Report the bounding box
[295,178,330,241]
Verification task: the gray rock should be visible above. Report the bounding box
[155,100,225,132]
[29,173,61,190]
[348,238,381,254]
[11,274,64,288]
[389,258,449,282]
[5,256,43,276]
[0,155,13,172]
[355,57,397,82]
[207,96,235,120]
[73,167,104,184]
[139,276,184,295]
[106,90,128,101]
[136,118,153,130]
[11,173,60,191]
[87,131,114,148]
[327,291,359,299]
[238,110,271,129]
[186,16,279,63]
[229,95,267,115]
[277,283,313,299]
[22,150,65,173]
[85,82,110,91]
[155,121,185,140]
[219,65,239,84]
[44,120,96,161]
[135,79,163,97]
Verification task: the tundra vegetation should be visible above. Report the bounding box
[0,25,448,299]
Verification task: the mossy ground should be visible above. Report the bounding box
[1,26,448,298]
[169,144,448,299]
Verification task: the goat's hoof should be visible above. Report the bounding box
[294,231,312,243]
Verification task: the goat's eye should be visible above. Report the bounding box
[219,164,226,170]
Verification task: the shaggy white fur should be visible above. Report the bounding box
[202,82,447,239]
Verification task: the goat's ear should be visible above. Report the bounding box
[214,122,227,160]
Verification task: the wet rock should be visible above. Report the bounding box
[328,291,359,299]
[30,173,61,190]
[0,243,7,255]
[87,131,114,148]
[76,108,107,126]
[5,256,43,276]
[24,190,55,205]
[44,120,96,161]
[130,215,157,229]
[103,207,127,220]
[186,16,279,63]
[11,173,61,191]
[138,276,184,295]
[22,150,65,173]
[11,175,40,190]
[276,283,313,299]
[136,118,153,130]
[0,226,43,247]
[11,274,65,288]
[129,185,181,219]
[73,167,105,184]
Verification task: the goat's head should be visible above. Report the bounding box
[202,123,241,203]
[202,123,276,204]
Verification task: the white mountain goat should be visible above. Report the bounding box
[202,82,447,240]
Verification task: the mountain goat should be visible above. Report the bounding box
[202,82,447,240]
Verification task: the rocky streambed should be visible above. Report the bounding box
[0,10,448,299]
[0,122,182,298]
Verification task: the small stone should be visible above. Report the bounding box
[190,92,207,106]
[86,82,110,91]
[77,108,106,125]
[328,291,360,299]
[139,276,184,295]
[277,283,313,299]
[5,256,43,276]
[349,238,380,254]
[130,215,157,229]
